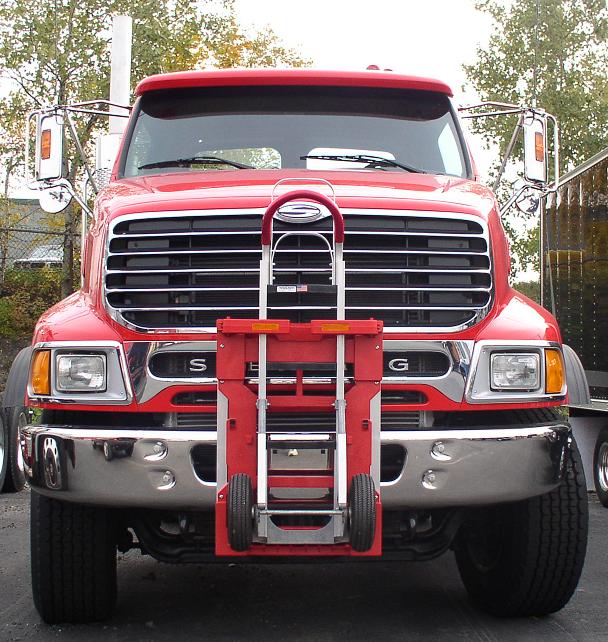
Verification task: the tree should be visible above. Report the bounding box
[465,0,608,173]
[0,0,308,295]
[464,0,608,285]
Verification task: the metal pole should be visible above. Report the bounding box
[109,15,132,135]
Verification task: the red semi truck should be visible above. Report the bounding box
[3,68,588,622]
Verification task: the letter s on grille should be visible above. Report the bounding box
[104,209,492,333]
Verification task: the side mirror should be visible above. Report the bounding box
[95,133,122,189]
[35,112,64,181]
[523,111,547,184]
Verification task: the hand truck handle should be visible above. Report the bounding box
[261,190,345,246]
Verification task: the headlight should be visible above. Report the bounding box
[56,354,106,392]
[490,353,540,391]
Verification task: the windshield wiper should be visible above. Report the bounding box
[299,153,423,173]
[139,156,254,170]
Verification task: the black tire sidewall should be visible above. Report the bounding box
[455,438,588,617]
[349,473,376,552]
[227,473,253,551]
[593,428,608,507]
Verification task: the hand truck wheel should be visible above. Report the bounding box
[227,473,254,551]
[349,473,376,552]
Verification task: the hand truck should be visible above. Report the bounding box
[215,189,382,556]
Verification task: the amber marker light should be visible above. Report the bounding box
[545,349,565,394]
[31,350,51,395]
[535,131,544,162]
[40,129,52,160]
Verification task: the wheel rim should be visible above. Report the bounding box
[598,442,608,492]
[16,411,28,473]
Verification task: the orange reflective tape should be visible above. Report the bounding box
[320,323,350,332]
[251,322,280,332]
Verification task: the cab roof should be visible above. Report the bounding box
[135,68,453,97]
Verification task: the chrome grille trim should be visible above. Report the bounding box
[105,208,493,334]
[124,339,474,404]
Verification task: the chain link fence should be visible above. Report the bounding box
[0,226,66,281]
[0,199,81,387]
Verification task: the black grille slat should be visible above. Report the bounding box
[381,411,422,430]
[173,391,216,405]
[175,413,217,429]
[266,413,335,432]
[106,211,492,330]
[381,390,427,404]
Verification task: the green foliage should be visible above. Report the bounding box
[465,0,608,173]
[512,279,541,303]
[0,0,309,180]
[0,0,308,301]
[0,266,62,340]
[465,0,608,279]
[502,210,540,277]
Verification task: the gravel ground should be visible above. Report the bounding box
[1,491,607,641]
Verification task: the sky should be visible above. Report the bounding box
[235,0,492,96]
[233,0,495,171]
[9,0,497,197]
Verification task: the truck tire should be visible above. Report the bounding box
[2,407,28,492]
[349,473,376,552]
[0,412,8,491]
[593,428,608,507]
[31,491,117,623]
[455,439,588,617]
[227,473,253,551]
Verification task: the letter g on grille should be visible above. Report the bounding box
[388,358,410,372]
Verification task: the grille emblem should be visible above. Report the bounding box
[275,202,326,224]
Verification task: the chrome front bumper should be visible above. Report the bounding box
[22,424,569,510]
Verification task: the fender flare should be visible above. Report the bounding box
[563,344,591,407]
[3,346,33,409]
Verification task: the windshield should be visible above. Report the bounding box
[121,85,469,178]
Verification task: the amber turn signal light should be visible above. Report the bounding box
[31,350,51,395]
[40,129,52,160]
[535,131,544,162]
[545,349,565,394]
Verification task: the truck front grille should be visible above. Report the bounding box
[105,209,492,332]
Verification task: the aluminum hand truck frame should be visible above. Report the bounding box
[215,189,382,556]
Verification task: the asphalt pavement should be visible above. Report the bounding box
[1,491,607,641]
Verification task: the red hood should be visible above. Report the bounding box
[96,169,497,223]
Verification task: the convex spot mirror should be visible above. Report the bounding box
[35,113,64,182]
[523,112,547,184]
[515,188,541,215]
[38,179,73,214]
